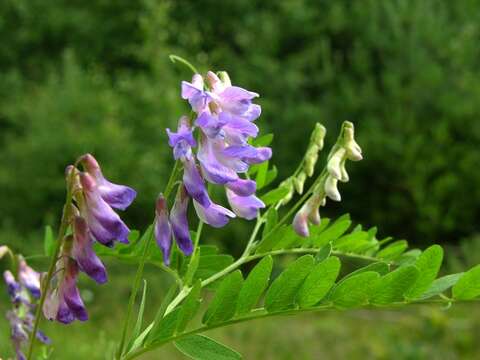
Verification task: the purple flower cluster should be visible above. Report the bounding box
[3,258,50,360]
[43,154,136,324]
[155,71,271,264]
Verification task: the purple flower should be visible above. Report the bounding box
[72,216,107,284]
[183,157,211,207]
[154,194,173,265]
[181,74,211,113]
[166,116,197,161]
[226,190,265,220]
[197,135,240,184]
[193,199,235,228]
[79,172,130,247]
[3,270,20,302]
[170,186,193,256]
[225,178,256,196]
[18,259,41,299]
[80,154,136,211]
[43,258,88,324]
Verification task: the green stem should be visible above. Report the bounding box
[27,203,73,359]
[124,296,471,360]
[116,161,181,358]
[169,55,199,74]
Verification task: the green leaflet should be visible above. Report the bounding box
[43,225,55,257]
[315,243,332,263]
[260,186,290,206]
[371,265,419,305]
[175,280,202,333]
[146,307,180,345]
[251,133,273,147]
[195,254,234,283]
[272,226,301,250]
[405,245,443,299]
[236,256,273,315]
[264,255,315,312]
[297,257,341,308]
[453,264,480,300]
[419,273,463,300]
[312,214,351,248]
[174,335,242,360]
[330,271,380,309]
[203,271,243,325]
[256,161,269,189]
[304,218,331,247]
[256,225,287,253]
[262,208,278,239]
[333,231,370,252]
[341,262,390,282]
[376,240,408,261]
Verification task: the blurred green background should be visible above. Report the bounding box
[1,0,480,359]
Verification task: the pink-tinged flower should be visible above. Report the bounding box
[170,186,193,256]
[18,258,41,299]
[193,199,235,228]
[181,74,211,113]
[292,194,324,237]
[80,154,136,211]
[72,217,107,284]
[166,116,197,161]
[43,257,88,324]
[226,189,265,220]
[79,173,130,247]
[154,194,172,265]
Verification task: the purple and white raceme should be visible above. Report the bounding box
[155,71,269,264]
[43,154,136,324]
[3,258,51,359]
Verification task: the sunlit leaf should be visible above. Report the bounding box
[405,245,443,299]
[174,335,242,360]
[453,264,480,300]
[371,265,419,305]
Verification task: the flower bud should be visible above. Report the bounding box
[294,172,307,194]
[217,71,232,87]
[339,159,349,183]
[327,147,346,180]
[325,175,341,202]
[154,194,172,265]
[343,125,363,161]
[305,145,319,176]
[280,179,295,205]
[0,245,9,259]
[311,123,326,149]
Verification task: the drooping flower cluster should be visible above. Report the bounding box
[155,71,271,264]
[3,257,50,360]
[293,121,362,237]
[43,154,136,324]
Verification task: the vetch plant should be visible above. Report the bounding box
[1,56,480,360]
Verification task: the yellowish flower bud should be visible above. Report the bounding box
[327,147,346,180]
[294,172,307,194]
[305,145,319,176]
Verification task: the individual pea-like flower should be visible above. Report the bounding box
[43,244,88,324]
[3,258,51,359]
[72,216,107,284]
[154,188,194,265]
[78,172,130,247]
[226,189,265,220]
[80,154,137,210]
[292,193,325,237]
[18,258,41,299]
[154,194,173,265]
[193,199,236,228]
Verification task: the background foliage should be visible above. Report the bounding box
[1,0,480,359]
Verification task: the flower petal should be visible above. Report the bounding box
[170,186,193,256]
[183,157,211,207]
[193,200,235,228]
[225,178,256,196]
[226,190,265,220]
[155,194,172,265]
[72,217,108,284]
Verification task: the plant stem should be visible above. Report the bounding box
[116,161,180,358]
[27,202,73,359]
